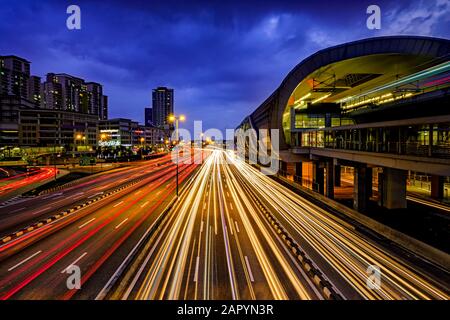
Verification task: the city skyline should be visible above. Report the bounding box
[0,0,449,308]
[1,0,449,133]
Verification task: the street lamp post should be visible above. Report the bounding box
[168,114,186,197]
[140,137,145,160]
[100,133,108,170]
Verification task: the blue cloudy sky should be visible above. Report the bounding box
[1,0,449,132]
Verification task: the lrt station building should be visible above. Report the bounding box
[238,36,450,211]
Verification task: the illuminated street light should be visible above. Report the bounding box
[168,114,186,197]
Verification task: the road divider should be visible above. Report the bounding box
[242,180,343,300]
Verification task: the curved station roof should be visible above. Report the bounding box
[240,36,450,150]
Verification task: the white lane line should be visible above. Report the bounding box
[203,202,206,211]
[193,256,200,282]
[229,203,233,210]
[140,201,149,208]
[226,192,230,198]
[88,192,103,199]
[244,256,255,282]
[11,207,26,213]
[78,218,96,229]
[234,220,240,233]
[42,193,63,200]
[115,218,129,230]
[200,221,204,233]
[61,252,88,273]
[113,201,124,208]
[69,192,84,199]
[8,251,42,272]
[32,206,51,215]
[134,190,142,195]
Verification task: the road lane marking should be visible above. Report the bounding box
[203,202,206,211]
[157,191,162,195]
[134,190,142,195]
[140,201,149,208]
[226,192,230,198]
[11,207,26,213]
[68,192,84,199]
[113,201,124,207]
[229,203,233,210]
[8,251,42,271]
[88,192,103,199]
[244,256,255,282]
[61,252,88,273]
[42,193,63,200]
[200,221,204,233]
[193,256,200,282]
[78,218,96,229]
[115,218,129,229]
[234,221,240,233]
[32,206,52,215]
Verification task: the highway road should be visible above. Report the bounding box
[0,151,203,299]
[114,149,449,300]
[0,167,57,202]
[0,156,176,236]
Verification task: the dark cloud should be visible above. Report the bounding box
[1,0,448,132]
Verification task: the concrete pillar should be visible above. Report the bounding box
[430,175,445,200]
[353,165,369,212]
[313,162,325,195]
[325,161,334,199]
[334,165,341,187]
[381,168,407,209]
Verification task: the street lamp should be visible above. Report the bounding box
[74,134,83,158]
[100,133,109,169]
[140,137,145,160]
[168,114,186,197]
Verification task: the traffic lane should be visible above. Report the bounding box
[127,154,213,300]
[233,163,376,299]
[0,157,177,236]
[0,167,56,196]
[0,161,174,246]
[10,173,179,300]
[218,164,275,300]
[232,161,448,299]
[69,162,199,300]
[0,155,171,214]
[0,163,197,299]
[222,163,320,300]
[229,163,353,298]
[183,163,237,300]
[0,162,183,266]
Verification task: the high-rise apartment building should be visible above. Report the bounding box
[41,73,108,120]
[152,87,173,128]
[0,55,41,105]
